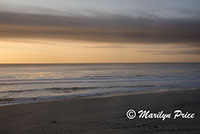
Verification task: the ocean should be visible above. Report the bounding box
[0,63,200,106]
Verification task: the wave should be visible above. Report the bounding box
[0,85,156,94]
[0,76,198,85]
[1,88,199,107]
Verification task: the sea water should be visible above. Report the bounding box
[0,63,200,106]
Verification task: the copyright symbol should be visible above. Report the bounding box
[126,109,136,119]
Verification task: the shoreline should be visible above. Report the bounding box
[0,89,200,133]
[0,88,198,107]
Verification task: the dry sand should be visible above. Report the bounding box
[0,89,200,134]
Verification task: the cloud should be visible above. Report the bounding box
[0,11,200,45]
[139,49,200,55]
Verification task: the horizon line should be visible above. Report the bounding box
[0,62,200,65]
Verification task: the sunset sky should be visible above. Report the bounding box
[0,0,200,63]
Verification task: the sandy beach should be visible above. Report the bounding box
[0,89,199,134]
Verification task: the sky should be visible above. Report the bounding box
[0,0,200,63]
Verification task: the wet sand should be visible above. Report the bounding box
[0,89,200,134]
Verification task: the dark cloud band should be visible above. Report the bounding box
[0,12,200,45]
